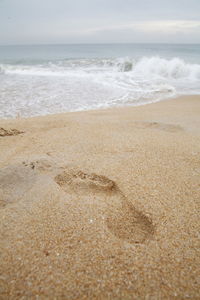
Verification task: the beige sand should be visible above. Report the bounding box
[0,95,200,299]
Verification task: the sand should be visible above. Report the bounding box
[0,95,200,299]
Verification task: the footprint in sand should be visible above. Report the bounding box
[0,158,154,244]
[55,169,154,244]
[134,121,183,132]
[0,127,23,137]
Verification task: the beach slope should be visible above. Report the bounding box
[0,96,200,299]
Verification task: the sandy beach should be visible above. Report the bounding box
[0,95,200,299]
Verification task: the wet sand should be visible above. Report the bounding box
[0,95,200,299]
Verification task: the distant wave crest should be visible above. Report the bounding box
[1,56,200,82]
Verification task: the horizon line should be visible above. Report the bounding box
[0,42,200,47]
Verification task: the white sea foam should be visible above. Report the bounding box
[2,56,200,80]
[133,57,200,80]
[0,56,200,118]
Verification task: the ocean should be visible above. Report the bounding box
[0,43,200,118]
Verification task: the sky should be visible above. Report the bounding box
[0,0,200,45]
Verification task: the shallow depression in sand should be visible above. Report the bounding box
[55,169,154,244]
[0,164,37,207]
[0,158,54,207]
[133,121,183,132]
[55,170,116,191]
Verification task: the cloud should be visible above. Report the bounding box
[56,20,200,44]
[0,0,200,44]
[76,20,200,35]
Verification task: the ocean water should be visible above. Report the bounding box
[0,43,200,118]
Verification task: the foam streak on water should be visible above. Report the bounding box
[0,44,200,118]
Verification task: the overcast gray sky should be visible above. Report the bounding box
[0,0,200,45]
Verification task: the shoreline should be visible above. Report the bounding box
[0,94,196,120]
[1,95,200,135]
[0,95,200,299]
[0,93,196,122]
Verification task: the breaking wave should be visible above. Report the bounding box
[132,57,200,80]
[1,56,200,80]
[0,56,200,118]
